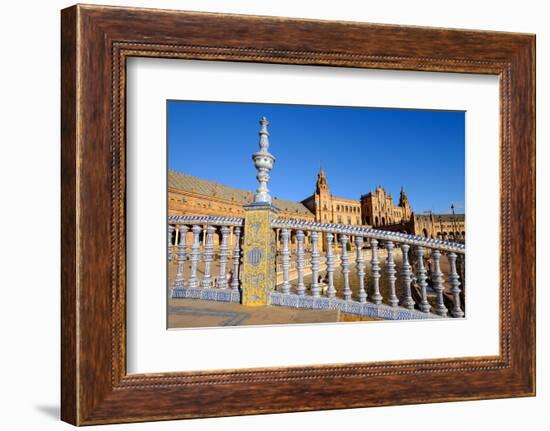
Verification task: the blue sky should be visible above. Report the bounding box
[167,101,465,214]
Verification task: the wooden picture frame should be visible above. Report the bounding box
[61,4,535,425]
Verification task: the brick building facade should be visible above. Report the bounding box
[168,168,465,242]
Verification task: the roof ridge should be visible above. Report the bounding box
[168,170,313,215]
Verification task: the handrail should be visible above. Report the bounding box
[169,215,244,227]
[271,218,465,253]
[167,215,465,253]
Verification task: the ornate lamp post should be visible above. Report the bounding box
[241,117,279,306]
[252,117,276,204]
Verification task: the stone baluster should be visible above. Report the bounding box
[355,236,367,303]
[459,253,466,288]
[230,227,241,290]
[415,246,431,313]
[173,225,189,289]
[217,226,230,289]
[296,230,306,296]
[400,244,415,309]
[201,226,215,288]
[168,225,175,262]
[386,241,399,307]
[280,229,291,294]
[448,252,465,317]
[188,225,202,288]
[370,239,382,305]
[326,233,336,299]
[310,231,320,297]
[340,235,351,300]
[431,249,448,316]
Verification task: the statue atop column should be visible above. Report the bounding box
[252,117,276,204]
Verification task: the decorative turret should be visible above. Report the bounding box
[316,164,329,193]
[398,186,412,221]
[399,186,410,207]
[252,117,276,204]
[313,164,332,225]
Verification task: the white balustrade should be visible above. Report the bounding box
[431,249,448,316]
[340,234,351,300]
[217,226,230,289]
[280,228,291,294]
[168,216,466,319]
[415,246,431,313]
[385,240,398,307]
[310,231,320,298]
[370,239,382,305]
[173,225,188,289]
[326,232,336,299]
[201,225,215,288]
[296,230,306,296]
[400,244,415,310]
[355,236,367,303]
[187,224,202,288]
[168,225,175,262]
[230,227,241,290]
[448,252,465,318]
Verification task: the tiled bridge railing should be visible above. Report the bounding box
[168,215,465,320]
[168,216,244,297]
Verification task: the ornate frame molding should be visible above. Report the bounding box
[61,4,535,425]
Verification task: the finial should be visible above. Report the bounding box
[318,161,326,177]
[251,117,276,204]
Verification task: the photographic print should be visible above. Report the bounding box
[60,6,536,423]
[167,101,466,329]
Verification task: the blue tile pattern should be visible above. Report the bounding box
[270,292,439,320]
[170,288,440,320]
[171,287,241,303]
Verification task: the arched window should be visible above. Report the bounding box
[422,228,429,238]
[375,216,379,225]
[381,217,386,225]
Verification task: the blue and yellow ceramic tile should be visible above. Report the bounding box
[241,204,278,306]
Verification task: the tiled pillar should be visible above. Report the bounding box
[241,203,279,306]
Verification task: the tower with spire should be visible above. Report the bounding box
[313,164,333,223]
[316,164,328,193]
[398,186,412,221]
